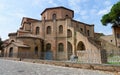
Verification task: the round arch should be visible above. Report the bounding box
[9,47,13,57]
[77,41,86,51]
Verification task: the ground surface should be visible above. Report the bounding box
[0,59,113,75]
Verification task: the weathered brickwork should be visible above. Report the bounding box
[3,6,106,64]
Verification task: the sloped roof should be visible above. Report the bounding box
[21,17,40,28]
[17,34,44,40]
[41,6,74,15]
[12,42,30,48]
[6,42,30,48]
[8,32,17,36]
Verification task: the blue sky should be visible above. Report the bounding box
[0,0,119,40]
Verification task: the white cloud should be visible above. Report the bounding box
[32,0,58,7]
[7,9,27,18]
[81,15,89,20]
[48,0,58,6]
[32,0,41,6]
[90,9,97,15]
[104,1,111,6]
[79,10,87,16]
[81,0,89,2]
[0,4,4,10]
[68,0,81,13]
[98,5,112,15]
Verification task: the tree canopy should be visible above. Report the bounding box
[101,1,120,26]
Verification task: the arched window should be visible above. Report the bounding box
[46,26,51,34]
[77,41,86,51]
[36,27,40,35]
[58,43,64,52]
[46,43,51,51]
[9,47,13,57]
[59,25,63,34]
[35,46,38,55]
[67,29,72,37]
[52,14,56,21]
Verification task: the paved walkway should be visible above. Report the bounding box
[0,59,113,75]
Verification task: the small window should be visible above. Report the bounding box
[80,28,83,32]
[59,25,63,34]
[46,26,51,34]
[111,40,112,42]
[65,15,69,18]
[44,17,45,20]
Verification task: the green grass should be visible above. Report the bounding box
[107,62,120,65]
[107,55,120,65]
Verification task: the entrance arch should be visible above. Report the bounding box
[67,42,73,60]
[77,41,86,51]
[45,43,52,60]
[9,47,13,57]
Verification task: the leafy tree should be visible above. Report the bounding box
[101,1,120,26]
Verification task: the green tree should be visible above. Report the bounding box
[101,1,120,26]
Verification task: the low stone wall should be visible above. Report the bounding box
[2,57,120,75]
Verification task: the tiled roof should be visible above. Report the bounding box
[12,42,30,48]
[41,6,74,15]
[17,34,44,40]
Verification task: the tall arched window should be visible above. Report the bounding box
[58,43,64,52]
[35,46,38,55]
[46,43,51,51]
[46,26,51,34]
[67,29,72,37]
[36,27,40,35]
[59,25,63,34]
[52,14,56,20]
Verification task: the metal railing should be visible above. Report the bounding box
[2,50,120,65]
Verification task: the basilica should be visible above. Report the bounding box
[4,6,119,64]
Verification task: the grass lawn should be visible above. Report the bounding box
[107,55,120,65]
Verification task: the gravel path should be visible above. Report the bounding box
[0,59,113,75]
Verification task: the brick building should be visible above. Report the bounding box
[3,6,106,63]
